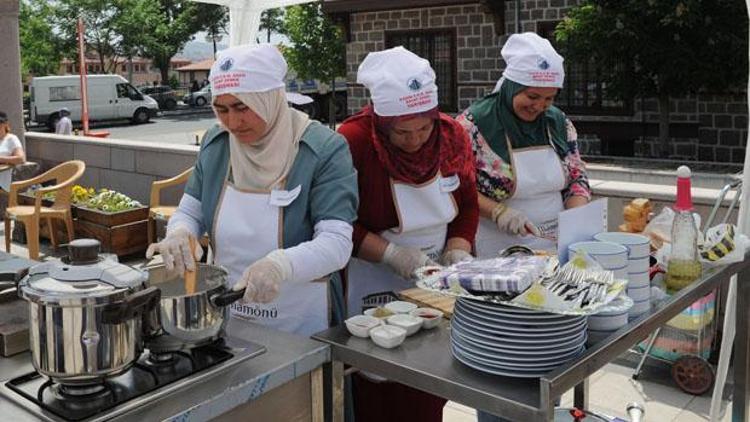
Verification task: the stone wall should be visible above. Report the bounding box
[342,0,748,163]
[23,132,198,205]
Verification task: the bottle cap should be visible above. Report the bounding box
[674,165,693,211]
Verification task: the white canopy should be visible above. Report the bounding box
[191,0,313,47]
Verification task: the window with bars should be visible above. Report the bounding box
[537,22,631,115]
[385,29,458,112]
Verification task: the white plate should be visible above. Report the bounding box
[451,327,586,356]
[459,298,581,320]
[453,310,588,337]
[451,331,586,363]
[453,303,582,330]
[450,316,587,345]
[452,341,582,370]
[451,319,588,351]
[451,345,549,378]
[451,314,587,343]
[593,232,650,259]
[454,307,586,334]
[455,300,583,326]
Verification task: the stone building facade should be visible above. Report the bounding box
[323,0,747,164]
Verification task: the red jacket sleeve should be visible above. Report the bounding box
[447,172,479,245]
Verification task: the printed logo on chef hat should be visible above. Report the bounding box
[407,78,422,91]
[357,46,439,117]
[500,32,565,88]
[219,57,234,72]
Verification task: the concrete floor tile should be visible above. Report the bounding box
[584,370,692,420]
[443,403,478,422]
[445,401,477,416]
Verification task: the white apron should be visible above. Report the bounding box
[346,173,459,316]
[476,135,566,258]
[213,177,328,337]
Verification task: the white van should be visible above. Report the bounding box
[30,74,159,129]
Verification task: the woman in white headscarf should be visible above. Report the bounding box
[146,44,358,336]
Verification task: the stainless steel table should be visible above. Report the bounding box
[313,255,750,421]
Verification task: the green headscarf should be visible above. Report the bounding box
[468,78,569,163]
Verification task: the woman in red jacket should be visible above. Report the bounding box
[338,46,479,422]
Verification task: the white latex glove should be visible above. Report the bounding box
[232,250,292,304]
[441,249,474,266]
[493,204,541,237]
[381,243,435,279]
[145,226,202,274]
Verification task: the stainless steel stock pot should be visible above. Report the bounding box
[17,239,159,383]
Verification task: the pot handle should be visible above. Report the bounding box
[210,288,245,308]
[102,286,161,325]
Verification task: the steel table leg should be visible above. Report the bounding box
[733,267,750,421]
[574,378,589,410]
[633,328,661,379]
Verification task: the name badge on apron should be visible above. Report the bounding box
[439,174,460,193]
[269,184,301,207]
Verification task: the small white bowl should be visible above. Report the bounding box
[370,325,407,349]
[628,271,650,289]
[628,257,650,274]
[344,315,381,338]
[363,307,395,319]
[628,285,651,302]
[384,301,418,314]
[593,232,650,259]
[409,307,444,329]
[387,314,422,336]
[569,241,628,270]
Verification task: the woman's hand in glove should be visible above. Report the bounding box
[440,249,473,266]
[492,203,540,237]
[232,250,292,303]
[381,243,435,279]
[145,226,202,274]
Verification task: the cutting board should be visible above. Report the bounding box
[398,288,455,318]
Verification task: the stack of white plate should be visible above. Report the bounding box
[593,233,651,318]
[568,241,629,281]
[586,295,634,346]
[450,298,587,378]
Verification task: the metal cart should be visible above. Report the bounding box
[632,179,743,395]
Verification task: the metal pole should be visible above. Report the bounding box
[733,267,750,421]
[77,17,90,135]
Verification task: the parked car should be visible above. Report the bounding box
[183,86,211,107]
[139,85,178,110]
[30,75,159,129]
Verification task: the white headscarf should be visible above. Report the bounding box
[226,88,310,190]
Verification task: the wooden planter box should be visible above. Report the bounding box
[73,206,150,257]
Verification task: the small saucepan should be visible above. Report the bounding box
[144,263,244,348]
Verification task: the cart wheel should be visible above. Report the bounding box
[671,356,715,395]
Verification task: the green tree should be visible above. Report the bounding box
[556,0,748,157]
[283,2,346,123]
[138,1,226,84]
[52,0,138,73]
[19,0,62,78]
[259,8,284,43]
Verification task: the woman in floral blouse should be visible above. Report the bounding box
[456,32,591,260]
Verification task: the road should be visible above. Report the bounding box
[103,112,218,145]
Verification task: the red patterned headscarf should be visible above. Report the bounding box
[365,105,474,184]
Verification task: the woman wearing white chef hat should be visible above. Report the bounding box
[338,46,478,422]
[146,43,358,337]
[456,32,591,261]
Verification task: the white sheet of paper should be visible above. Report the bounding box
[0,167,12,192]
[557,198,608,263]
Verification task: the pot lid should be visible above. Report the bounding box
[19,239,147,304]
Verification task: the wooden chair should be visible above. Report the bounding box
[148,167,193,245]
[4,160,86,260]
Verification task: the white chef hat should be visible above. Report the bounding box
[501,32,564,88]
[357,46,439,117]
[210,43,312,105]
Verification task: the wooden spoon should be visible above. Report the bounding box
[184,236,198,295]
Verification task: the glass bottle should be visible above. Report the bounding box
[665,166,702,292]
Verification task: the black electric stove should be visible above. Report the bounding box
[3,337,265,421]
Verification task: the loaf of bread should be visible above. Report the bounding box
[621,198,652,233]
